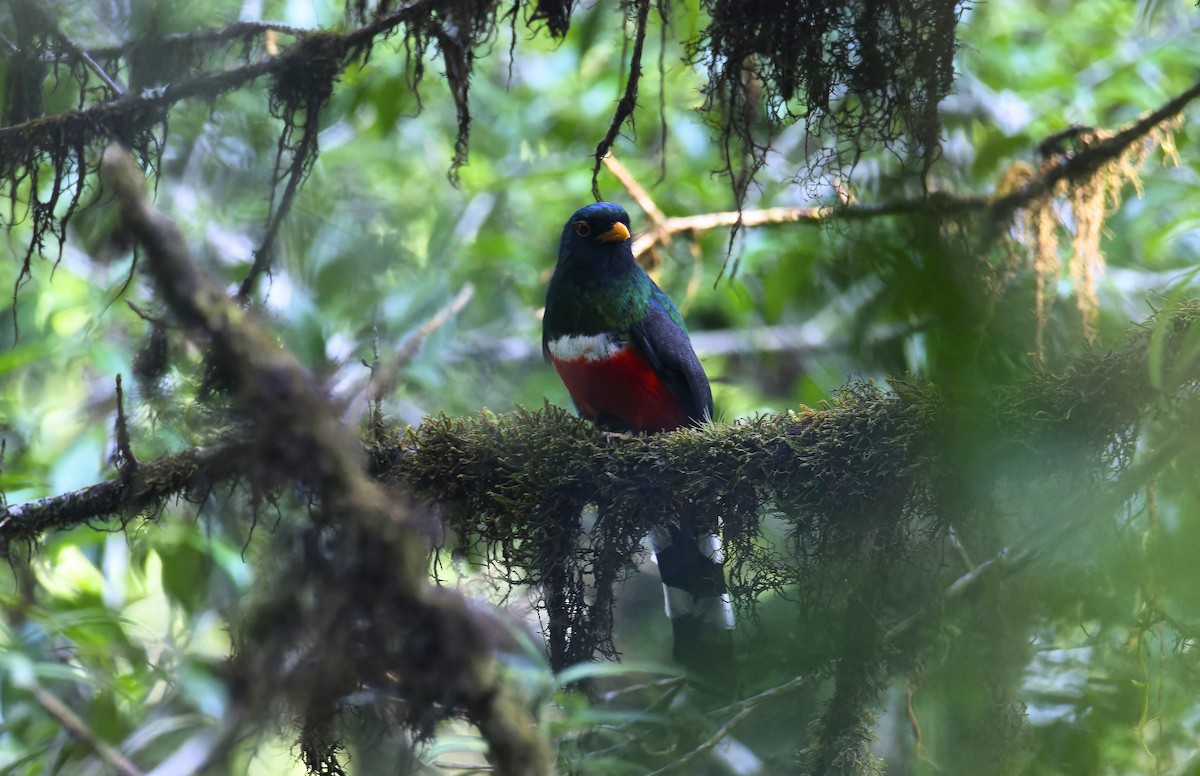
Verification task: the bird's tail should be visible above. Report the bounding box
[648,522,736,692]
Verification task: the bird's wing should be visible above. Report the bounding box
[629,287,713,424]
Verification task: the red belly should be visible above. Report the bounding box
[552,346,690,432]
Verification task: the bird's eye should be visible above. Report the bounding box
[574,221,591,238]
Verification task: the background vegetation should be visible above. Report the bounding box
[3,0,1200,774]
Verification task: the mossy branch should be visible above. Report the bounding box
[6,304,1199,547]
[4,300,1199,738]
[93,144,552,776]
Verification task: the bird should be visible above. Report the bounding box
[542,201,735,686]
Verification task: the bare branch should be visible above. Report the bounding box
[643,706,755,776]
[56,34,126,97]
[85,21,310,59]
[613,76,1200,263]
[632,205,826,259]
[342,282,476,425]
[28,680,146,776]
[603,153,668,230]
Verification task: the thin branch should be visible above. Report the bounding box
[236,91,322,301]
[617,76,1200,259]
[603,153,667,230]
[394,283,476,366]
[631,205,825,258]
[0,0,437,148]
[370,326,384,443]
[591,0,651,201]
[708,673,816,718]
[883,416,1200,645]
[431,762,495,773]
[643,706,755,776]
[227,0,436,298]
[85,21,310,59]
[29,680,146,776]
[14,0,127,96]
[629,196,993,259]
[57,34,126,97]
[466,317,913,364]
[341,282,475,425]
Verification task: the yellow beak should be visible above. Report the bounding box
[597,221,631,243]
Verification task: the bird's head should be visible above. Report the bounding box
[558,202,633,264]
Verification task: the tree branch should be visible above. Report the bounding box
[85,21,310,59]
[988,76,1200,224]
[603,153,668,231]
[0,444,242,543]
[0,0,436,152]
[607,75,1200,260]
[94,144,552,776]
[6,303,1197,549]
[642,707,755,776]
[28,679,146,776]
[342,282,476,425]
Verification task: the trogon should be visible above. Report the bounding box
[542,201,735,684]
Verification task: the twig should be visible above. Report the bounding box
[341,283,475,426]
[236,98,321,300]
[85,21,309,58]
[631,206,826,258]
[591,0,651,201]
[600,675,685,703]
[906,682,923,760]
[883,417,1199,645]
[643,706,755,776]
[945,524,975,571]
[615,76,1200,258]
[125,300,168,326]
[465,317,913,363]
[370,327,384,443]
[233,2,438,299]
[707,672,816,718]
[394,283,476,366]
[29,680,146,776]
[19,0,128,97]
[62,39,126,97]
[431,762,495,773]
[603,153,667,230]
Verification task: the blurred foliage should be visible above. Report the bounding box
[2,0,1200,774]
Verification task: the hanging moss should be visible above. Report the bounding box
[690,0,965,202]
